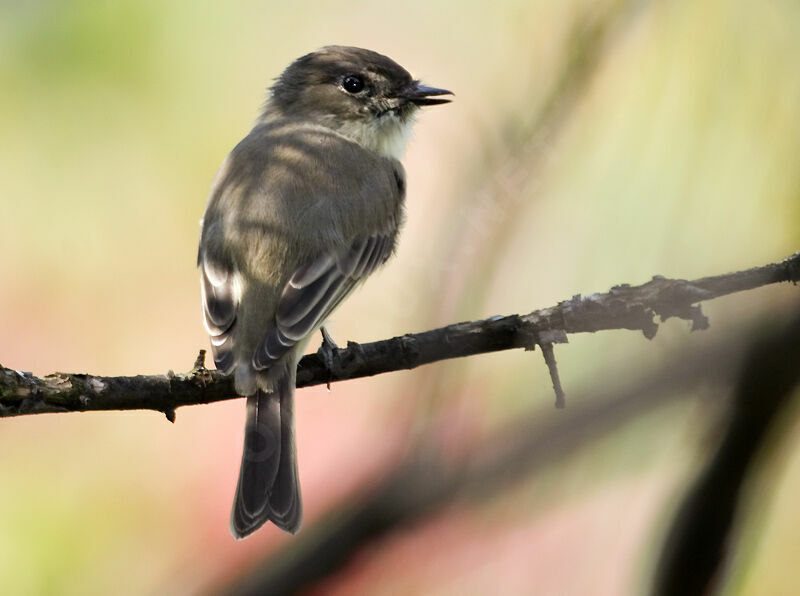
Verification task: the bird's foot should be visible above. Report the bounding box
[318,326,339,390]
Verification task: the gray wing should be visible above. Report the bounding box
[252,233,394,371]
[200,255,238,375]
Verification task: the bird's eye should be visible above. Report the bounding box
[342,75,365,94]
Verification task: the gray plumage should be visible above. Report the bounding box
[198,46,451,538]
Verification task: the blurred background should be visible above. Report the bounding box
[2,0,800,594]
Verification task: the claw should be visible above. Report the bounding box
[320,326,339,351]
[318,326,339,390]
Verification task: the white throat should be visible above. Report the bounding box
[330,113,416,160]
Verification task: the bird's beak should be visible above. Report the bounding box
[402,82,454,106]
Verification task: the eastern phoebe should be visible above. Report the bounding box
[198,46,451,538]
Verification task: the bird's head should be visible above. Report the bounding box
[265,46,452,159]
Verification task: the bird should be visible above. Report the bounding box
[197,46,452,538]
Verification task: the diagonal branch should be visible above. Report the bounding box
[222,310,800,596]
[222,327,743,596]
[1,252,798,419]
[652,310,800,596]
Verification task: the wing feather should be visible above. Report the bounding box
[200,254,239,374]
[252,233,393,371]
[276,267,340,328]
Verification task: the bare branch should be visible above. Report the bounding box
[1,252,798,419]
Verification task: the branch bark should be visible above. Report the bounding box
[1,252,798,419]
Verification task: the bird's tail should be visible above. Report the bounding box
[230,363,302,538]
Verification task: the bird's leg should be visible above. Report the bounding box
[318,326,339,389]
[320,325,339,352]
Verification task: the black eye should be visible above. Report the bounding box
[342,75,365,94]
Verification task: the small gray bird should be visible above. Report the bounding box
[198,46,451,538]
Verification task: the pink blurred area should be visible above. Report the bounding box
[307,474,672,596]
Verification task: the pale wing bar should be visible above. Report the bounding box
[200,255,238,374]
[252,234,393,371]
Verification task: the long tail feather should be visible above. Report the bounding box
[230,364,302,538]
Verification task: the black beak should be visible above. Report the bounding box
[402,82,454,107]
